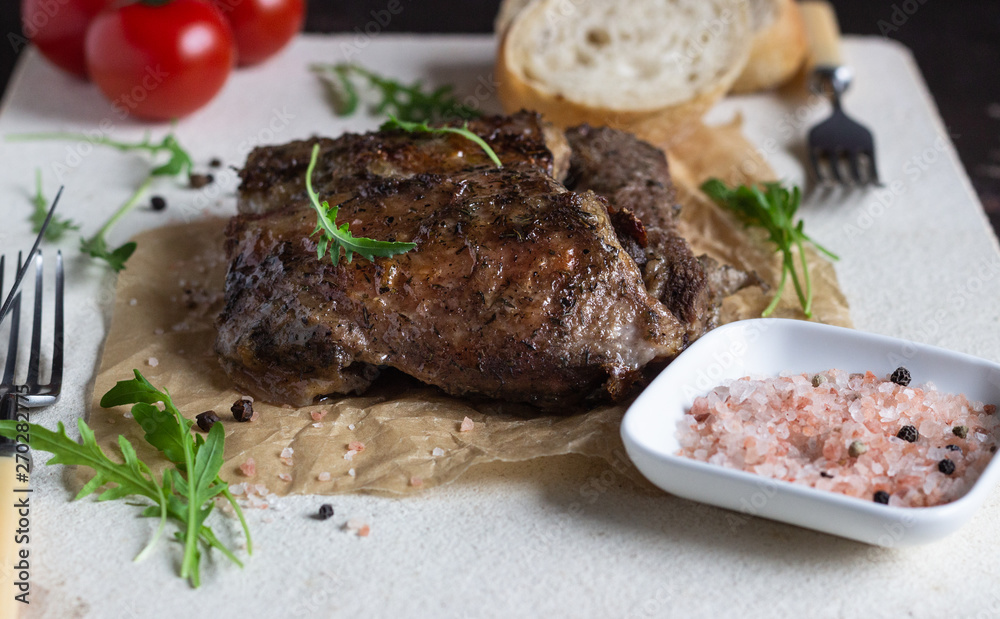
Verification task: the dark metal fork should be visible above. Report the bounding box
[0,250,64,417]
[801,1,880,186]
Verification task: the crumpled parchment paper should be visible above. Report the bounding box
[86,118,852,496]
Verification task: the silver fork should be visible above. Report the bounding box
[801,1,880,186]
[0,250,64,421]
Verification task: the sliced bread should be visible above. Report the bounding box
[730,0,808,93]
[495,0,753,145]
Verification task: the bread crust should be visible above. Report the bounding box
[495,0,751,147]
[730,0,808,93]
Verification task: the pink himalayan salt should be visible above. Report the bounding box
[278,473,292,482]
[410,476,424,487]
[317,472,332,482]
[239,457,256,477]
[311,410,328,422]
[678,369,999,507]
[460,416,475,432]
[348,441,366,452]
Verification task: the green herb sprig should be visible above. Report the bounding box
[305,143,416,265]
[7,131,193,271]
[29,168,78,241]
[381,115,503,168]
[0,370,251,588]
[311,63,481,122]
[701,178,838,318]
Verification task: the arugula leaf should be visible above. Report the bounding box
[312,63,481,122]
[29,168,78,241]
[304,143,417,265]
[0,418,170,561]
[7,131,194,271]
[380,115,503,168]
[80,236,137,272]
[701,178,838,318]
[0,370,251,587]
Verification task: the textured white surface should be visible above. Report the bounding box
[0,34,998,618]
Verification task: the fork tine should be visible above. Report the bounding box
[846,151,864,185]
[828,152,844,184]
[810,149,828,185]
[48,250,64,391]
[865,151,881,185]
[2,254,22,386]
[26,250,43,387]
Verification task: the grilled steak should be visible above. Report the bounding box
[217,112,736,408]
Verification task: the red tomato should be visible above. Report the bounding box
[21,0,114,78]
[213,0,305,66]
[85,0,236,120]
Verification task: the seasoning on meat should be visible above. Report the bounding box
[216,112,751,409]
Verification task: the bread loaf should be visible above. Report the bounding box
[495,0,753,145]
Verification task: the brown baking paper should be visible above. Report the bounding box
[86,119,852,496]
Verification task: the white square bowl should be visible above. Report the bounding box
[620,318,1000,546]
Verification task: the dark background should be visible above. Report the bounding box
[1,1,998,231]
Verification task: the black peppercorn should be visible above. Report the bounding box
[195,410,219,432]
[231,398,254,422]
[317,504,334,520]
[189,173,214,188]
[150,195,167,211]
[952,425,968,439]
[938,459,956,475]
[889,367,911,386]
[873,490,890,504]
[945,444,961,452]
[209,157,222,168]
[896,424,918,443]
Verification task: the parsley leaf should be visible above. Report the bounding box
[701,178,838,318]
[380,115,503,168]
[29,168,78,241]
[304,143,416,265]
[0,370,251,587]
[311,63,481,122]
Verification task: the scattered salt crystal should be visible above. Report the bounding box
[410,476,423,487]
[229,483,246,496]
[147,357,159,367]
[280,447,294,458]
[431,447,445,457]
[278,473,292,482]
[154,328,164,335]
[239,457,256,477]
[129,298,137,306]
[318,472,331,481]
[348,441,365,452]
[348,424,356,431]
[311,422,323,428]
[460,416,475,432]
[344,450,357,461]
[123,411,133,419]
[348,468,356,477]
[310,410,328,421]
